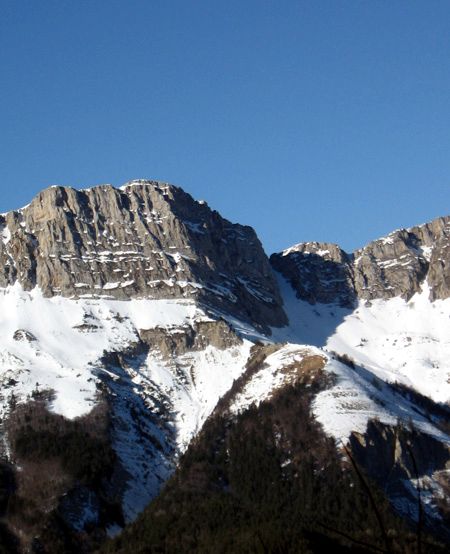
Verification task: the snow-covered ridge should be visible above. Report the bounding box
[313,355,450,444]
[229,344,322,414]
[119,179,172,193]
[281,242,339,258]
[273,273,450,404]
[227,341,449,446]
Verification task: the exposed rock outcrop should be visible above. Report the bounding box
[0,181,287,329]
[270,242,355,307]
[350,419,450,540]
[271,215,450,305]
[138,319,241,359]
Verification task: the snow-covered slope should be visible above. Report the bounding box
[0,282,204,419]
[223,338,450,536]
[228,342,449,445]
[0,183,449,548]
[0,282,252,521]
[108,334,251,522]
[273,272,450,403]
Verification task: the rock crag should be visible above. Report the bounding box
[271,215,450,305]
[0,181,287,328]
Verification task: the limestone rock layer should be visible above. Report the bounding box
[0,181,287,328]
[271,215,450,306]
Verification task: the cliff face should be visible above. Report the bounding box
[0,180,449,551]
[0,181,287,328]
[270,241,355,307]
[271,215,450,306]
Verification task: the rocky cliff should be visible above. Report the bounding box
[271,215,450,306]
[0,181,286,329]
[0,180,449,551]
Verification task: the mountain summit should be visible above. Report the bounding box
[0,180,448,552]
[0,181,286,329]
[271,215,450,307]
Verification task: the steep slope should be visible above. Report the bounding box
[271,216,450,403]
[104,344,449,553]
[0,181,278,550]
[0,181,449,551]
[0,181,286,329]
[0,282,254,550]
[227,344,450,534]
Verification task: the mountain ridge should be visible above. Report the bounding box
[0,179,448,552]
[0,181,286,330]
[272,214,450,307]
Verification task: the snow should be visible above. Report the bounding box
[281,243,303,256]
[203,282,237,303]
[325,284,450,403]
[119,180,169,192]
[183,220,205,234]
[103,282,120,290]
[281,244,331,258]
[0,259,449,524]
[236,276,275,303]
[261,271,450,445]
[419,245,433,261]
[312,356,450,444]
[0,283,208,420]
[273,273,450,403]
[0,282,253,522]
[229,344,316,414]
[379,235,396,245]
[316,248,330,256]
[1,226,11,245]
[141,341,252,450]
[94,316,250,521]
[227,340,449,446]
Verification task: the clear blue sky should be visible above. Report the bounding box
[1,1,449,254]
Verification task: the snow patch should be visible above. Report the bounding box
[1,226,11,245]
[0,283,207,420]
[313,355,450,444]
[273,273,450,403]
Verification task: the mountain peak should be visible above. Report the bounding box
[0,180,287,328]
[281,241,348,258]
[272,214,450,306]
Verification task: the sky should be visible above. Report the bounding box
[1,1,449,254]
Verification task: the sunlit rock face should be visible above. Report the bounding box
[0,180,287,329]
[271,215,450,306]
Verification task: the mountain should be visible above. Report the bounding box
[0,181,285,328]
[270,217,450,402]
[104,344,449,554]
[0,180,448,553]
[271,215,450,305]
